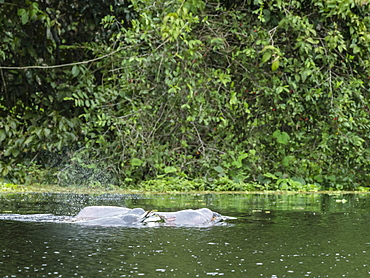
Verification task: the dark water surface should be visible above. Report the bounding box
[0,193,369,277]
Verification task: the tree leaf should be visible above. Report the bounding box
[277,131,290,145]
[214,166,224,173]
[282,155,294,167]
[164,166,177,174]
[72,65,80,77]
[271,58,279,71]
[264,172,278,179]
[43,128,51,137]
[0,130,6,142]
[21,13,29,25]
[272,130,281,138]
[261,51,272,63]
[131,158,143,166]
[273,130,290,145]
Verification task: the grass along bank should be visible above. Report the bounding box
[1,176,369,194]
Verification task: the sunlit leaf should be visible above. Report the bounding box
[271,58,279,71]
[164,166,177,174]
[131,158,143,166]
[261,51,271,63]
[214,166,224,173]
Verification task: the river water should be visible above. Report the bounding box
[0,193,369,277]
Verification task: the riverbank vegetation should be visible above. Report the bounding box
[1,0,370,191]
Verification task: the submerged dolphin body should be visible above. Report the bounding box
[0,206,236,227]
[76,206,235,227]
[154,208,221,225]
[76,207,148,226]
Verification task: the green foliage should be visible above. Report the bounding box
[1,0,370,191]
[260,172,321,191]
[138,178,201,192]
[136,175,320,192]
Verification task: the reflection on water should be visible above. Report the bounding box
[0,193,370,277]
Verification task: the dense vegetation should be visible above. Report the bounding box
[1,0,370,191]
